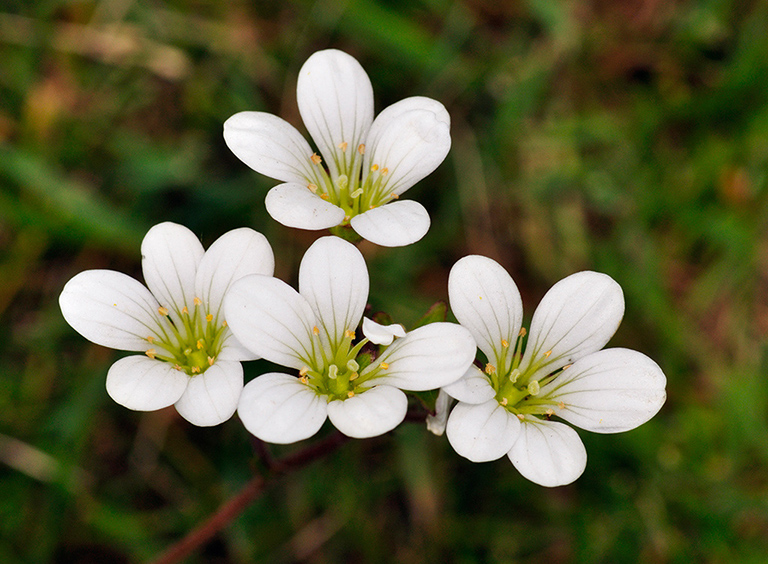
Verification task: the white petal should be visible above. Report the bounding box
[174,361,243,426]
[508,420,587,487]
[218,330,260,362]
[296,49,374,179]
[106,355,189,411]
[371,322,476,391]
[442,365,496,404]
[265,183,346,230]
[195,227,275,321]
[519,271,625,383]
[298,236,368,350]
[446,400,521,462]
[237,373,327,444]
[327,385,407,438]
[223,111,317,184]
[350,200,430,247]
[539,348,667,433]
[448,255,523,366]
[141,222,204,323]
[60,270,162,351]
[361,317,406,345]
[224,275,318,370]
[426,389,454,436]
[364,96,451,197]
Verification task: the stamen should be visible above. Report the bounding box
[299,366,309,376]
[307,183,318,193]
[147,336,155,343]
[558,401,566,409]
[485,363,496,375]
[320,193,330,200]
[196,340,204,349]
[313,326,320,335]
[500,397,508,406]
[381,167,389,175]
[546,408,554,417]
[300,375,308,384]
[519,327,527,337]
[370,164,379,172]
[501,339,509,348]
[543,350,552,358]
[222,320,228,327]
[517,413,525,421]
[146,349,157,359]
[344,330,355,338]
[310,153,322,165]
[173,364,183,371]
[181,306,189,314]
[349,372,359,381]
[191,366,200,374]
[347,391,355,398]
[194,297,202,306]
[389,193,399,200]
[380,362,390,370]
[338,141,348,152]
[527,380,540,396]
[208,356,215,366]
[158,306,169,316]
[357,144,365,154]
[562,364,572,370]
[206,314,213,322]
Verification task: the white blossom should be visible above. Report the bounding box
[443,255,667,487]
[59,222,274,426]
[223,49,451,247]
[224,236,475,443]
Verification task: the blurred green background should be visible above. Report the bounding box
[2,0,768,562]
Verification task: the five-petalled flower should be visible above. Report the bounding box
[440,256,667,487]
[59,222,274,426]
[223,49,451,247]
[223,236,476,442]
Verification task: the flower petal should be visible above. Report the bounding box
[370,322,476,391]
[508,420,587,487]
[448,255,523,367]
[298,236,368,351]
[364,96,451,197]
[60,270,162,351]
[327,385,407,438]
[446,400,521,462]
[349,200,430,247]
[539,348,667,433]
[106,355,189,411]
[426,389,454,436]
[442,365,496,404]
[224,275,318,369]
[361,317,406,345]
[296,49,374,179]
[237,373,327,444]
[141,222,204,323]
[174,361,243,427]
[195,227,275,322]
[223,111,318,184]
[519,271,625,383]
[265,183,346,230]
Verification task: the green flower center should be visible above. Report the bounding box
[144,299,228,376]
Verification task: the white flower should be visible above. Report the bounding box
[223,236,475,443]
[443,256,667,487]
[59,222,275,426]
[223,49,451,247]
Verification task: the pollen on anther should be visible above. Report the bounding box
[517,413,525,421]
[147,335,155,343]
[299,366,309,376]
[485,363,496,375]
[208,356,215,366]
[320,193,330,200]
[194,297,202,306]
[546,408,554,417]
[338,141,348,152]
[300,375,308,384]
[312,326,320,335]
[181,306,189,314]
[344,329,355,338]
[389,192,399,199]
[381,167,389,175]
[558,401,566,409]
[146,349,157,359]
[500,397,508,406]
[357,143,365,154]
[543,350,552,358]
[310,153,322,165]
[349,372,359,381]
[191,366,200,374]
[196,340,204,350]
[307,183,318,193]
[501,339,509,348]
[206,314,213,322]
[347,391,355,398]
[174,364,183,371]
[158,306,169,316]
[519,327,527,337]
[380,362,389,370]
[370,164,379,172]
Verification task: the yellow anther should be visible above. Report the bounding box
[146,349,157,359]
[389,193,399,200]
[320,193,330,200]
[380,362,389,370]
[181,306,189,314]
[208,356,215,366]
[173,364,183,371]
[478,295,483,300]
[370,163,379,172]
[196,340,204,349]
[147,336,155,343]
[500,397,508,406]
[338,141,348,152]
[543,350,552,358]
[345,330,355,338]
[501,339,509,348]
[357,143,365,154]
[546,408,554,417]
[310,153,322,165]
[381,167,389,175]
[206,314,213,322]
[300,375,308,384]
[299,366,309,376]
[349,372,359,381]
[562,364,572,370]
[517,413,525,421]
[519,327,527,337]
[558,401,566,409]
[158,306,169,316]
[222,320,228,327]
[194,297,202,306]
[307,183,318,193]
[191,366,200,374]
[312,326,320,335]
[485,363,496,375]
[347,391,355,398]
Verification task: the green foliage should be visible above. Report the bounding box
[2,0,768,562]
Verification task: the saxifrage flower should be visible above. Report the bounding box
[223,236,475,443]
[59,222,274,426]
[441,255,667,487]
[223,49,451,247]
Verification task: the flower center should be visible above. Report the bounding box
[144,299,228,376]
[305,144,397,221]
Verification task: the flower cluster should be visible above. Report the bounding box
[60,49,667,487]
